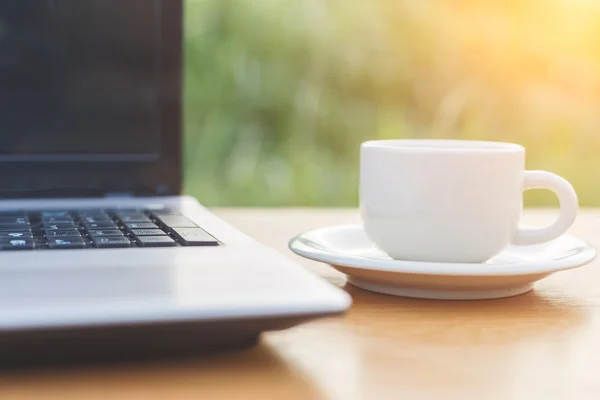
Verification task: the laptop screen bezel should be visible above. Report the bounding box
[0,0,182,198]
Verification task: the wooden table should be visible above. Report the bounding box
[2,209,600,400]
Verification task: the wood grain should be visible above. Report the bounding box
[2,209,600,400]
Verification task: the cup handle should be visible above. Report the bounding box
[513,170,578,246]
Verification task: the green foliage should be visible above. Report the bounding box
[183,0,600,206]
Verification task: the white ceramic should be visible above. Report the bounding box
[289,224,597,300]
[360,140,579,263]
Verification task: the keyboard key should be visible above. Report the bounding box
[0,223,33,231]
[0,216,29,224]
[170,228,219,246]
[93,237,131,248]
[82,216,113,224]
[0,238,35,250]
[0,231,33,239]
[42,217,74,224]
[87,229,124,237]
[77,210,110,217]
[136,236,176,247]
[46,230,82,238]
[83,221,118,229]
[130,229,166,237]
[118,214,153,224]
[149,208,181,216]
[40,211,70,218]
[154,215,197,228]
[48,238,86,249]
[44,223,77,231]
[116,211,148,216]
[124,222,158,230]
[110,208,141,214]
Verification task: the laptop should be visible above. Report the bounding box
[0,1,350,364]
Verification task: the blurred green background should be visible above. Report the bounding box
[182,0,600,207]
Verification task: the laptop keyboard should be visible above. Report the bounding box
[0,208,219,250]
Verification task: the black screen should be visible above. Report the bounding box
[0,0,161,160]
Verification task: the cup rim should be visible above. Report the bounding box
[362,139,524,153]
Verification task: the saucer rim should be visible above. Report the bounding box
[288,224,597,276]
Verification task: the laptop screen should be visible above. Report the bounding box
[0,0,162,161]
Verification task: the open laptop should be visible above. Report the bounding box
[0,1,350,364]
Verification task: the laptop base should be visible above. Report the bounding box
[0,313,322,370]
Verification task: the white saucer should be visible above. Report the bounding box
[289,224,597,300]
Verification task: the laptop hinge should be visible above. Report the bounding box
[104,192,134,198]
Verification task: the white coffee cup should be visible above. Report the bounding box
[360,139,578,263]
